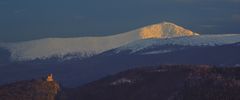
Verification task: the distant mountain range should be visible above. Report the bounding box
[0,22,198,61]
[0,22,239,87]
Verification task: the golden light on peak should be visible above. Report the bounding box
[139,23,198,39]
[139,24,163,39]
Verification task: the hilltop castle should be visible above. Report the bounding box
[46,73,54,82]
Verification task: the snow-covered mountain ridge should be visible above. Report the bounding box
[1,22,240,61]
[116,34,240,53]
[0,22,199,61]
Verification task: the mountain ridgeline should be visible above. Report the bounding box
[0,22,239,87]
[0,22,199,61]
[1,65,240,100]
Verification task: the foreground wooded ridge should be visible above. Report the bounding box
[0,65,240,100]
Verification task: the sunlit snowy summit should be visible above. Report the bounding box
[1,22,240,61]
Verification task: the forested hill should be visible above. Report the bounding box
[1,65,240,100]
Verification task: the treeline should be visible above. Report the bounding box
[0,79,60,100]
[173,65,240,100]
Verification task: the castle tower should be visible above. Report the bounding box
[46,73,54,82]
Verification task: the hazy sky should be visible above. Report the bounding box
[0,0,240,42]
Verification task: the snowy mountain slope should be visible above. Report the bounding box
[0,22,198,61]
[116,34,240,53]
[0,42,239,87]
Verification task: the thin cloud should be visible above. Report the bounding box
[73,15,85,20]
[200,25,218,28]
[232,14,240,21]
[14,9,27,15]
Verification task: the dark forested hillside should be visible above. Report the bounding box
[59,65,240,100]
[0,77,60,100]
[1,65,240,100]
[173,66,240,100]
